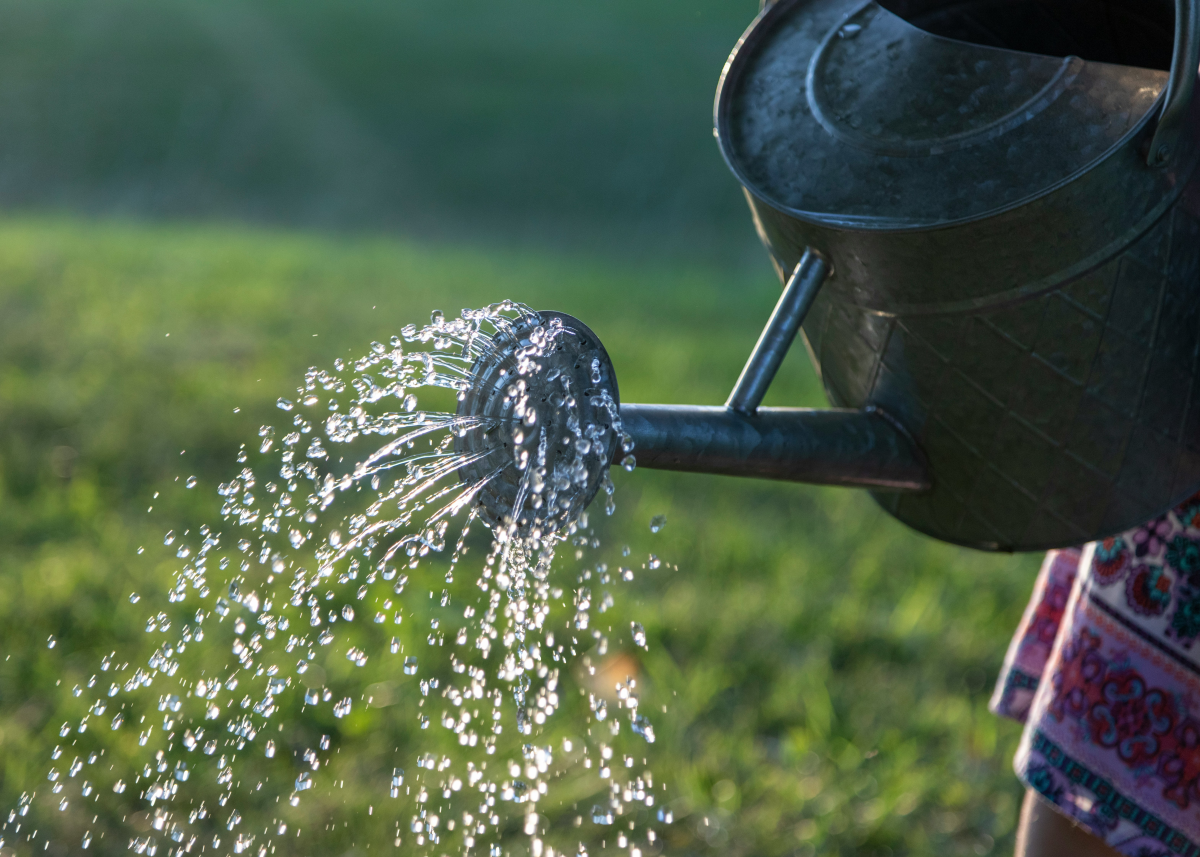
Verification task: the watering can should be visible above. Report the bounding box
[461,0,1200,552]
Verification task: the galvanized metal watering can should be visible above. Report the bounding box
[463,0,1200,552]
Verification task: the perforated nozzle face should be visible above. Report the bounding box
[455,311,619,538]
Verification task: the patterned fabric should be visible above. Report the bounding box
[991,548,1083,722]
[991,493,1200,856]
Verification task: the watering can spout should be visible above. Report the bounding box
[454,271,928,542]
[613,250,931,493]
[615,404,930,492]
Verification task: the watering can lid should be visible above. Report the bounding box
[715,0,1170,229]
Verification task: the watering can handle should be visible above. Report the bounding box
[1147,0,1200,166]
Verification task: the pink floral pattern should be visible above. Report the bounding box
[1094,536,1132,585]
[992,492,1200,856]
[989,548,1081,722]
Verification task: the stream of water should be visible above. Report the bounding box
[2,302,670,857]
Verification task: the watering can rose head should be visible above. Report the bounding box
[454,311,622,540]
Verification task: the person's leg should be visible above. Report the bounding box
[1014,789,1122,857]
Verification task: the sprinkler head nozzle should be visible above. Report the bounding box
[455,310,619,538]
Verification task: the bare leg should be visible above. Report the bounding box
[1014,789,1123,857]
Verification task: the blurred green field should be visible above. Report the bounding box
[0,218,1042,856]
[0,0,764,266]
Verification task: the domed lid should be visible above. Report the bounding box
[715,0,1170,229]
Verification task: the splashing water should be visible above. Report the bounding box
[4,302,674,857]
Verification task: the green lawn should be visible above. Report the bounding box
[0,218,1041,856]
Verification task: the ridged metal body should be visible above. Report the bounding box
[715,0,1200,550]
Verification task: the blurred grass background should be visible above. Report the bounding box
[0,0,763,265]
[0,1,1042,855]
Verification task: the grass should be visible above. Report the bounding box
[0,217,1042,857]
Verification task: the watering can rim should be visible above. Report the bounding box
[713,0,1200,233]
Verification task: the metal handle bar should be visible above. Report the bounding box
[1147,0,1200,166]
[726,250,828,414]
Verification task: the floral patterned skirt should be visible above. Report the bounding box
[991,494,1200,856]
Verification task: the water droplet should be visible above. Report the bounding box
[648,555,661,570]
[295,772,313,791]
[277,398,294,411]
[404,656,418,675]
[129,592,140,604]
[185,475,198,489]
[631,622,648,649]
[649,514,666,533]
[621,455,636,472]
